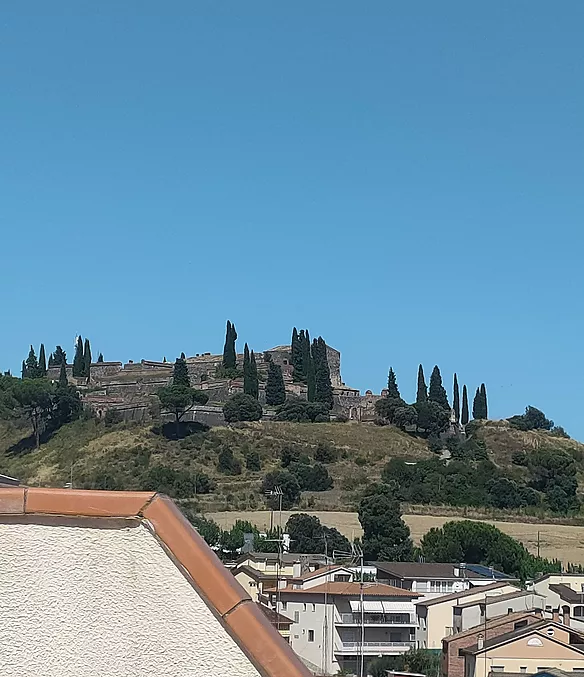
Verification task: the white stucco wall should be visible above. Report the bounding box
[0,521,262,677]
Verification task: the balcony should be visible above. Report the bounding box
[336,641,416,654]
[336,613,416,626]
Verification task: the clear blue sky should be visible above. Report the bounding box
[1,3,583,436]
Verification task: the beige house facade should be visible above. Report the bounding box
[462,622,584,677]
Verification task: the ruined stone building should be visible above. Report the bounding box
[46,342,383,424]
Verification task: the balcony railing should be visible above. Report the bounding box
[337,614,415,625]
[336,641,416,654]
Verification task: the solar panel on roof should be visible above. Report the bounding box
[465,564,508,579]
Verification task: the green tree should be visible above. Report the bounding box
[21,360,27,379]
[453,374,460,423]
[509,406,554,431]
[158,385,209,436]
[250,350,259,399]
[265,360,286,406]
[314,337,333,409]
[51,346,67,367]
[182,508,222,548]
[58,362,68,388]
[245,450,261,471]
[243,343,253,395]
[306,338,316,402]
[223,393,262,422]
[25,346,42,379]
[73,336,84,377]
[291,327,304,383]
[414,400,449,436]
[286,513,350,555]
[83,338,92,379]
[387,367,401,399]
[375,397,405,424]
[290,461,333,491]
[393,406,418,430]
[97,353,104,363]
[420,520,560,580]
[172,356,190,387]
[358,488,414,561]
[261,470,301,509]
[416,365,427,403]
[480,383,488,419]
[428,365,449,409]
[217,447,242,475]
[275,398,329,422]
[222,320,237,370]
[472,386,488,420]
[38,344,47,377]
[461,385,469,425]
[12,378,55,448]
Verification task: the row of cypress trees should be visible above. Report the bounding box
[22,339,103,382]
[407,363,488,424]
[291,328,333,408]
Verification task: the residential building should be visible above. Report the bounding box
[416,582,521,650]
[460,620,584,677]
[0,487,311,677]
[453,590,546,633]
[266,576,418,675]
[375,563,518,599]
[232,552,334,602]
[532,574,584,618]
[258,603,294,642]
[442,611,543,677]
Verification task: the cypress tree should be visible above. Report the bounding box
[58,362,68,389]
[314,337,333,409]
[387,367,401,399]
[306,339,316,402]
[83,339,92,379]
[250,350,259,400]
[453,373,460,423]
[428,365,449,409]
[21,360,27,379]
[243,343,253,396]
[181,352,186,360]
[25,346,41,379]
[73,336,84,377]
[472,387,481,420]
[38,344,47,376]
[266,361,286,406]
[480,383,488,419]
[461,385,469,425]
[222,320,237,370]
[97,353,104,363]
[291,327,303,382]
[416,365,428,403]
[173,356,190,387]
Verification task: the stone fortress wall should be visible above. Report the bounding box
[46,343,381,424]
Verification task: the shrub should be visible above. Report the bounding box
[223,393,262,423]
[427,434,443,453]
[314,443,337,464]
[143,465,215,498]
[217,447,242,475]
[290,462,333,491]
[245,450,261,471]
[104,408,123,426]
[512,450,528,466]
[275,398,329,422]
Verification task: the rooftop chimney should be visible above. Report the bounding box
[563,607,571,627]
[552,608,560,623]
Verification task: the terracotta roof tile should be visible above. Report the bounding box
[0,487,311,677]
[273,582,417,597]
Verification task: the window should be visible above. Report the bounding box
[520,668,527,673]
[308,630,315,642]
[294,611,299,623]
[335,575,351,582]
[575,606,584,617]
[514,620,528,629]
[303,603,307,611]
[249,581,256,587]
[312,604,316,612]
[282,601,287,611]
[491,667,505,673]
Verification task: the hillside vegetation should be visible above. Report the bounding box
[1,416,584,520]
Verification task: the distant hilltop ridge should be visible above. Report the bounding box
[45,341,385,424]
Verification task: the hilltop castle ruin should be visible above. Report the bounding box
[47,343,383,424]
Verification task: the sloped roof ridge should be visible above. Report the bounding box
[0,486,311,677]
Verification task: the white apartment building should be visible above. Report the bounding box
[265,566,418,675]
[531,574,584,618]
